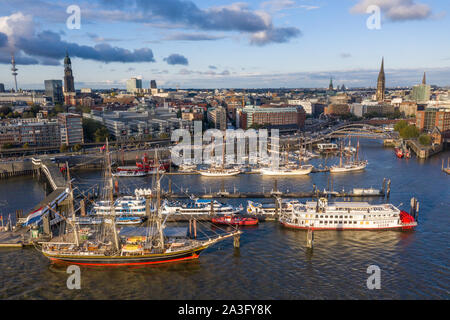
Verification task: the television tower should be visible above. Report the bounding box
[11,54,18,92]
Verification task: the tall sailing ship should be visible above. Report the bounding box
[260,140,314,176]
[39,142,241,266]
[197,139,241,177]
[330,140,367,173]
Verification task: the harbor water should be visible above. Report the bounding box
[0,140,449,299]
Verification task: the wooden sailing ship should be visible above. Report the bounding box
[39,141,241,266]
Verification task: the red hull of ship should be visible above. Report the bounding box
[212,216,258,226]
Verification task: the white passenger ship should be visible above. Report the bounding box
[246,200,299,219]
[91,196,148,216]
[317,143,338,152]
[279,198,417,230]
[161,199,242,216]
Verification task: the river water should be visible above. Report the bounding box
[0,140,448,299]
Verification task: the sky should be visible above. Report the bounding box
[0,0,449,89]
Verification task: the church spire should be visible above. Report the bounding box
[376,57,385,103]
[422,72,426,85]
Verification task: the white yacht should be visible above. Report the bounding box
[161,199,242,216]
[260,165,313,176]
[329,160,368,173]
[91,196,148,216]
[246,200,299,219]
[198,168,241,177]
[317,143,338,152]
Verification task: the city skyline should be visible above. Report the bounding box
[1,0,450,89]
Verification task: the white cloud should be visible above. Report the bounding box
[0,12,35,48]
[261,0,319,12]
[351,0,432,21]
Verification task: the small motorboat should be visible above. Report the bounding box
[211,216,258,226]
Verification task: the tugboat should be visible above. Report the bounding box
[395,147,404,159]
[115,153,169,175]
[212,215,258,226]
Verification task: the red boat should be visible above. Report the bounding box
[404,149,411,159]
[211,216,258,226]
[116,153,170,173]
[395,147,404,159]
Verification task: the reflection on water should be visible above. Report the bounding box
[0,140,449,299]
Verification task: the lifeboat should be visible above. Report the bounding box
[211,216,258,226]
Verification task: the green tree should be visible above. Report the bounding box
[394,120,408,132]
[0,106,12,116]
[418,134,432,146]
[73,144,82,152]
[159,132,170,139]
[94,127,110,142]
[23,143,30,149]
[399,125,420,139]
[60,144,68,153]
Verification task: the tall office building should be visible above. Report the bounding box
[0,83,4,93]
[44,80,63,104]
[150,80,157,89]
[411,72,431,103]
[58,113,84,146]
[207,106,227,131]
[126,77,143,93]
[376,58,386,102]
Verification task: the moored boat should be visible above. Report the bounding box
[260,165,313,176]
[212,216,258,226]
[279,198,418,231]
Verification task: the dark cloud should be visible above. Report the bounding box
[250,27,301,46]
[101,0,301,45]
[0,32,8,47]
[14,30,155,64]
[0,53,40,65]
[164,54,189,65]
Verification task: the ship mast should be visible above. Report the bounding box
[356,139,360,163]
[66,162,79,246]
[222,132,225,171]
[155,149,164,250]
[339,140,343,168]
[106,139,120,251]
[298,138,302,167]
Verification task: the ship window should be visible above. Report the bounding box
[339,221,342,224]
[335,221,338,224]
[320,215,323,218]
[339,215,343,219]
[325,221,328,224]
[325,215,328,218]
[344,221,347,224]
[344,216,347,219]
